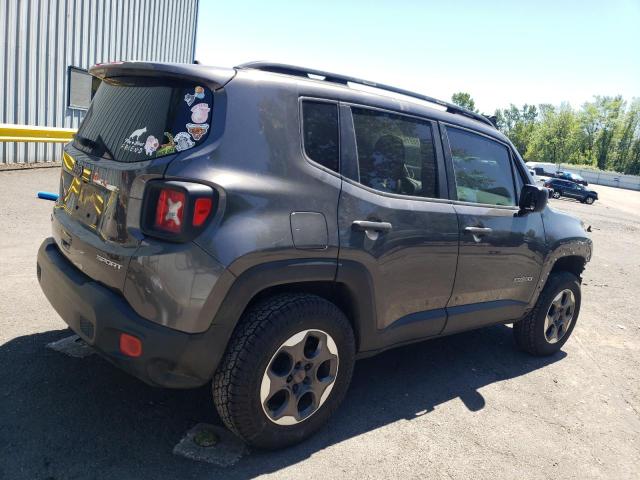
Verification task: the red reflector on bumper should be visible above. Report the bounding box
[119,333,142,357]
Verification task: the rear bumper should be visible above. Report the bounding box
[37,238,226,388]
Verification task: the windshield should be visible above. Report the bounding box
[74,77,213,162]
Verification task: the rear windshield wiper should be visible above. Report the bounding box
[74,134,115,161]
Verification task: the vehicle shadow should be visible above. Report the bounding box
[0,325,565,480]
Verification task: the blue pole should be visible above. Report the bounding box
[37,191,59,201]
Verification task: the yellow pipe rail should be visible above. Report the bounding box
[0,123,76,143]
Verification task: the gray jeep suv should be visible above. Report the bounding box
[37,61,592,449]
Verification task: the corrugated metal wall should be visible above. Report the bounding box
[0,0,199,165]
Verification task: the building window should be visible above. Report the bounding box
[67,66,98,110]
[302,101,339,172]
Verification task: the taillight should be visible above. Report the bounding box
[142,181,217,242]
[193,197,213,227]
[154,188,186,233]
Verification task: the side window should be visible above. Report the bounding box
[351,107,438,198]
[512,153,526,192]
[302,101,339,172]
[446,127,516,206]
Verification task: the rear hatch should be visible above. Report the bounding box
[53,62,234,291]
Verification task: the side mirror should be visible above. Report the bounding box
[519,184,548,213]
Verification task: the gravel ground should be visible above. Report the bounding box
[0,168,639,480]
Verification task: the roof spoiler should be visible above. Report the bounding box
[89,61,236,89]
[236,61,494,127]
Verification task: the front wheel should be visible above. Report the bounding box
[585,196,595,205]
[213,293,355,449]
[513,271,581,356]
[552,190,561,199]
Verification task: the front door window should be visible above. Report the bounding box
[446,127,517,206]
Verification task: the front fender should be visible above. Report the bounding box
[528,208,593,309]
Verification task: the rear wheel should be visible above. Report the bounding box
[513,271,581,356]
[552,190,561,199]
[213,293,355,449]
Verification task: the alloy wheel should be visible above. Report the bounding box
[543,289,575,344]
[260,329,339,425]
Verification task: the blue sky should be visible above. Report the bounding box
[195,0,639,113]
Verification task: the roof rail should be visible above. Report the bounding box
[236,61,494,127]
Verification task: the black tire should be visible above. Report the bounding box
[213,293,355,449]
[513,271,581,356]
[552,190,561,199]
[585,196,595,205]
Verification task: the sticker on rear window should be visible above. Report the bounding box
[186,123,209,141]
[174,132,195,152]
[121,127,148,154]
[191,103,210,123]
[184,86,205,106]
[156,132,177,156]
[144,135,159,156]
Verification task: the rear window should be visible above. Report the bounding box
[302,101,339,172]
[74,77,213,163]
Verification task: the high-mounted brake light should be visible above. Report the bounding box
[154,188,186,233]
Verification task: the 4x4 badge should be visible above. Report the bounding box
[514,276,533,283]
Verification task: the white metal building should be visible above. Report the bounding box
[0,0,199,165]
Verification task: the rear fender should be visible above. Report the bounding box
[204,258,378,360]
[205,258,339,357]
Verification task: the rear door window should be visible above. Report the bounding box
[351,107,439,198]
[446,126,516,206]
[302,101,339,172]
[74,77,213,163]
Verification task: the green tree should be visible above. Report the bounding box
[451,92,477,112]
[577,102,600,165]
[494,104,538,156]
[592,96,625,170]
[612,99,640,172]
[629,136,640,175]
[526,103,581,165]
[475,95,639,174]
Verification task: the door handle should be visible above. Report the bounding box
[464,226,493,235]
[352,220,393,232]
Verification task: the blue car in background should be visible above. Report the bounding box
[544,178,598,204]
[556,171,588,186]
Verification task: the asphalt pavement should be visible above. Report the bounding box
[1,168,639,479]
